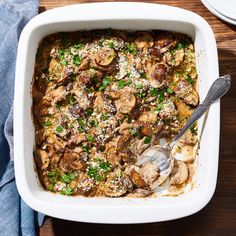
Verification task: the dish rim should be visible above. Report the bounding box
[14,2,219,223]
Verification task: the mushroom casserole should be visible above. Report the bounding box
[32,29,199,197]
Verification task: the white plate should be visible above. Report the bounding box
[14,2,219,223]
[202,0,236,25]
[207,0,236,20]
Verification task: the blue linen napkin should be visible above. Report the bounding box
[0,0,44,235]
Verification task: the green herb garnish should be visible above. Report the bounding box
[61,173,76,183]
[117,79,132,90]
[85,108,94,116]
[129,128,139,138]
[108,42,114,48]
[77,118,86,132]
[150,87,158,96]
[89,119,98,127]
[61,187,73,196]
[136,84,143,89]
[124,43,137,54]
[99,76,112,91]
[87,134,94,142]
[186,75,194,84]
[176,39,189,50]
[48,171,58,184]
[56,125,63,133]
[41,121,52,127]
[87,160,111,182]
[101,113,109,121]
[158,91,165,102]
[155,103,163,111]
[73,55,81,65]
[140,72,147,79]
[167,88,173,94]
[144,136,151,144]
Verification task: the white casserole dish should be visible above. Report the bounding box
[14,2,219,223]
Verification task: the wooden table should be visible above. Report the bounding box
[39,1,236,235]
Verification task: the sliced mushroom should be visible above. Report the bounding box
[179,129,197,145]
[147,64,166,81]
[78,57,90,71]
[159,100,177,120]
[138,111,158,124]
[106,147,122,166]
[77,173,97,196]
[117,132,133,152]
[34,149,49,170]
[114,92,136,114]
[164,49,184,67]
[174,80,199,106]
[94,92,116,113]
[130,170,148,189]
[170,160,188,185]
[67,133,86,147]
[135,32,154,49]
[129,137,151,156]
[95,47,116,67]
[127,188,152,198]
[59,151,87,172]
[104,170,133,197]
[173,98,193,120]
[140,162,159,185]
[33,98,52,117]
[140,124,152,136]
[44,86,67,103]
[154,33,176,53]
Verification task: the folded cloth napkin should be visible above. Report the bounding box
[0,0,44,235]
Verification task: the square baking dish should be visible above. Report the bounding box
[14,2,219,223]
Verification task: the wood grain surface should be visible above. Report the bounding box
[39,1,236,235]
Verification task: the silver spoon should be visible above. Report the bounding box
[136,75,231,187]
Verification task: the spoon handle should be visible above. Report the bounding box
[167,75,231,150]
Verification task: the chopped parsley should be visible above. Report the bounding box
[73,55,82,65]
[167,88,174,94]
[189,122,197,135]
[99,76,112,91]
[66,94,74,105]
[108,42,114,48]
[136,84,143,89]
[155,103,163,111]
[186,75,194,84]
[144,136,151,144]
[89,119,98,127]
[77,118,86,132]
[101,113,109,121]
[61,173,76,183]
[87,159,111,182]
[56,125,63,133]
[176,39,189,50]
[41,121,52,127]
[48,183,54,191]
[73,43,84,50]
[98,41,104,47]
[129,128,139,138]
[140,72,147,79]
[85,108,94,116]
[61,187,73,196]
[124,43,137,54]
[87,134,94,142]
[158,91,165,102]
[150,87,158,96]
[48,171,58,184]
[136,91,146,98]
[82,145,90,154]
[117,79,132,90]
